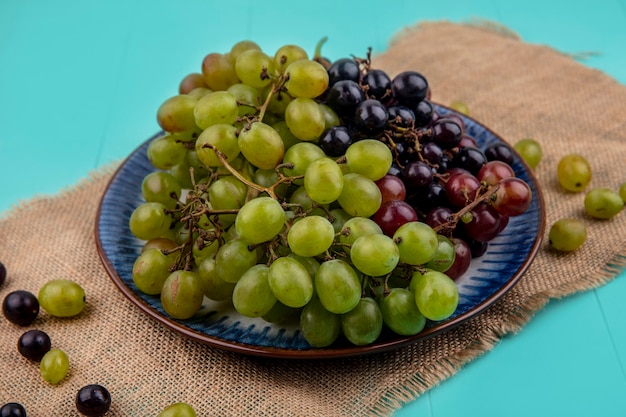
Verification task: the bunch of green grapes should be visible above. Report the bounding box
[128,39,533,348]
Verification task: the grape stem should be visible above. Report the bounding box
[433,184,500,235]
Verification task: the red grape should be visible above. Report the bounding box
[492,177,532,217]
[371,200,417,236]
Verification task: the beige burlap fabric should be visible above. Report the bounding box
[1,22,625,416]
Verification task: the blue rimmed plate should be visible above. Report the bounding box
[95,105,545,359]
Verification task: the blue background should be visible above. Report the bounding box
[1,1,625,415]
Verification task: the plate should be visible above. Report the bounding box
[95,106,545,359]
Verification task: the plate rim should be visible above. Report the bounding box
[94,105,546,359]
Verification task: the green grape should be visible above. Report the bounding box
[156,95,198,133]
[449,100,470,115]
[287,215,335,257]
[380,288,426,336]
[285,59,329,99]
[194,91,239,130]
[557,154,592,192]
[195,124,240,167]
[282,142,325,184]
[215,239,258,283]
[274,44,308,72]
[141,171,181,209]
[132,248,175,295]
[338,173,382,218]
[169,159,195,189]
[197,257,235,301]
[38,279,85,317]
[158,402,197,417]
[201,52,240,91]
[253,168,289,197]
[230,40,262,63]
[345,139,393,181]
[40,348,70,384]
[424,235,456,272]
[232,264,277,317]
[160,270,204,319]
[262,301,302,324]
[207,175,248,228]
[235,197,286,244]
[300,298,341,347]
[329,208,352,234]
[620,182,626,202]
[338,217,382,254]
[549,218,586,252]
[314,259,361,314]
[186,87,212,100]
[288,186,321,213]
[413,270,459,321]
[142,237,178,254]
[238,122,285,169]
[409,270,424,294]
[350,234,399,277]
[584,187,624,219]
[304,157,344,204]
[227,82,262,116]
[270,120,299,151]
[147,135,187,170]
[129,202,172,241]
[319,103,340,129]
[235,49,275,89]
[514,138,542,169]
[265,89,293,116]
[284,97,326,141]
[340,297,383,346]
[179,72,207,94]
[392,221,438,265]
[192,232,220,263]
[268,257,314,308]
[286,253,320,280]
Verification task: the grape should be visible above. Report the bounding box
[353,99,389,134]
[392,221,438,266]
[319,126,352,157]
[340,297,383,346]
[194,91,239,130]
[197,258,235,301]
[287,215,335,257]
[402,160,433,191]
[2,290,39,326]
[235,197,286,244]
[339,217,383,253]
[458,134,478,148]
[325,80,364,116]
[147,135,187,170]
[314,259,361,314]
[0,261,6,287]
[390,71,428,105]
[371,200,417,237]
[201,52,240,91]
[132,248,176,295]
[424,235,456,272]
[350,234,399,277]
[387,105,415,128]
[557,154,592,192]
[327,58,360,85]
[0,403,27,417]
[446,238,472,280]
[304,157,344,204]
[375,174,406,203]
[444,172,481,208]
[619,183,626,202]
[141,171,181,209]
[414,99,434,126]
[449,100,470,115]
[584,188,624,219]
[38,279,86,317]
[300,298,341,348]
[156,95,198,133]
[238,122,284,169]
[129,202,172,241]
[285,59,329,98]
[431,118,463,149]
[492,177,532,217]
[161,271,204,319]
[463,203,502,242]
[234,49,274,89]
[230,40,262,63]
[345,139,393,181]
[268,257,313,308]
[338,173,382,217]
[285,97,326,141]
[362,69,391,100]
[215,239,258,283]
[413,270,459,321]
[319,103,340,129]
[286,253,321,280]
[484,142,514,165]
[274,44,308,71]
[380,288,426,336]
[514,138,542,169]
[452,146,487,175]
[18,329,52,362]
[75,384,112,417]
[40,348,69,385]
[282,142,325,182]
[549,218,586,252]
[179,73,207,94]
[477,160,515,185]
[232,265,277,317]
[158,402,197,417]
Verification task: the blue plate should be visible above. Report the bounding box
[95,106,545,359]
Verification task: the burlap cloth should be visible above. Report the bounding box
[1,22,625,416]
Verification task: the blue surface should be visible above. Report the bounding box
[1,1,625,416]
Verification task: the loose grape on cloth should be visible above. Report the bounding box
[1,21,625,416]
